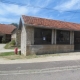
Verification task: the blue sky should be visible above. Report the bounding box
[0,0,80,24]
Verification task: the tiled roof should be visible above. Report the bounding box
[22,15,80,31]
[0,24,16,34]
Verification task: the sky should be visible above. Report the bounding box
[0,0,80,24]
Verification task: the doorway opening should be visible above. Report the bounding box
[74,31,80,50]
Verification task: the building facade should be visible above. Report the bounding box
[0,24,16,43]
[19,15,80,56]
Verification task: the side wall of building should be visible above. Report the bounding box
[21,25,27,56]
[25,26,34,55]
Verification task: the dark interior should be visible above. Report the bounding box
[0,36,3,43]
[74,31,80,50]
[34,28,52,45]
[56,30,70,44]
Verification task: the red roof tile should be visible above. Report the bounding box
[22,15,80,31]
[0,24,16,34]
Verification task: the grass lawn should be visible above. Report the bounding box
[0,52,14,56]
[0,52,71,60]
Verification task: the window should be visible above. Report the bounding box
[74,31,80,44]
[34,28,52,45]
[57,30,70,44]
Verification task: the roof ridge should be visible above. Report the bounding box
[22,15,80,25]
[21,15,80,31]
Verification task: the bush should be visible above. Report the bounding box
[4,40,16,49]
[10,40,16,46]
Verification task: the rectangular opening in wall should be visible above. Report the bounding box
[74,31,80,50]
[34,28,52,45]
[56,30,70,44]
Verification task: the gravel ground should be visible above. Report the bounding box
[0,52,80,64]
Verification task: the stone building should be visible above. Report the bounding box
[0,24,16,43]
[11,28,21,47]
[19,15,80,56]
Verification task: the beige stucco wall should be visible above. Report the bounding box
[21,25,27,56]
[26,45,74,55]
[25,26,34,55]
[11,33,16,41]
[26,27,34,45]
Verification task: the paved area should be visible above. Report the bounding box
[0,68,80,80]
[0,49,20,53]
[0,60,80,71]
[0,44,6,50]
[0,44,13,53]
[0,60,80,80]
[0,44,20,53]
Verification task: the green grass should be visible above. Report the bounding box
[4,42,12,49]
[0,51,71,60]
[0,52,14,56]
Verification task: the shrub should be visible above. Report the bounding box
[4,40,16,49]
[10,40,16,46]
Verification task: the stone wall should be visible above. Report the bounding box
[16,30,21,47]
[25,45,74,55]
[26,27,34,45]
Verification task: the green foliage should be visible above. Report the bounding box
[11,23,18,27]
[10,40,16,46]
[4,40,16,49]
[0,52,14,56]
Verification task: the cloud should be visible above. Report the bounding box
[54,0,80,11]
[0,0,52,23]
[0,0,51,16]
[26,0,52,14]
[0,17,18,23]
[0,2,28,15]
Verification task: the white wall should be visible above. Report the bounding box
[11,33,16,40]
[21,25,27,55]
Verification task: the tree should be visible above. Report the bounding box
[11,23,18,28]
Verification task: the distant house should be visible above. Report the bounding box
[11,28,17,42]
[11,28,21,47]
[19,15,80,56]
[0,24,16,43]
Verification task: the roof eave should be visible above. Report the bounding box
[24,24,78,31]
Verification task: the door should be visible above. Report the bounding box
[74,31,80,50]
[0,36,3,43]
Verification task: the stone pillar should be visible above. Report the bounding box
[51,29,56,44]
[51,29,54,44]
[72,31,74,44]
[70,31,74,45]
[31,29,34,45]
[54,30,56,44]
